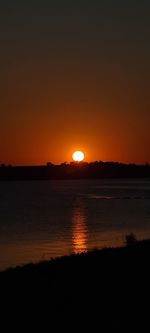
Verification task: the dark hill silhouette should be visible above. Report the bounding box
[0,161,150,180]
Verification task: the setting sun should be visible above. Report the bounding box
[72,151,85,162]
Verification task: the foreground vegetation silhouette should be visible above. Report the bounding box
[1,238,150,330]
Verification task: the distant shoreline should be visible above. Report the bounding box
[0,161,150,181]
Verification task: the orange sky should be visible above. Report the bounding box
[0,1,150,165]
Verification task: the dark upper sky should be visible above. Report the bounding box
[0,0,150,165]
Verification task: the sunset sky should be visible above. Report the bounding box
[0,0,150,165]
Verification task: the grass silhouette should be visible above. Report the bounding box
[1,238,150,330]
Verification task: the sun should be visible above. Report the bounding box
[72,151,85,162]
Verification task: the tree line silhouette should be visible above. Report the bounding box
[0,161,150,181]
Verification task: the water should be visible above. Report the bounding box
[0,179,150,271]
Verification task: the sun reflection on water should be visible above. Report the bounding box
[72,198,88,254]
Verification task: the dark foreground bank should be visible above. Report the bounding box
[1,239,150,330]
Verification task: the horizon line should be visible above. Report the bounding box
[0,161,150,168]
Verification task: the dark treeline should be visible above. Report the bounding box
[0,161,150,181]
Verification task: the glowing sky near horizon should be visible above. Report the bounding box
[0,0,150,165]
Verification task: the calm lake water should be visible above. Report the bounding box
[0,179,150,270]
